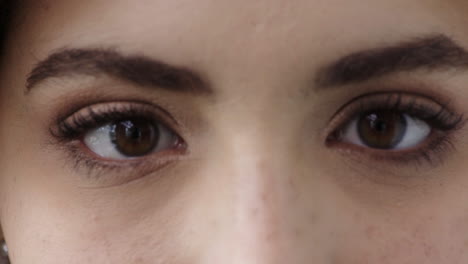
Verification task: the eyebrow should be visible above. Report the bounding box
[316,34,468,87]
[26,48,212,94]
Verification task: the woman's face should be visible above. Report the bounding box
[2,0,468,263]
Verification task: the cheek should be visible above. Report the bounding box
[2,192,189,264]
[333,211,468,263]
[0,165,189,263]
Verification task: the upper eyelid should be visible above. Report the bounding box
[56,100,180,126]
[52,101,182,140]
[325,92,464,142]
[329,92,458,123]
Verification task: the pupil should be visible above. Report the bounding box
[358,111,407,149]
[374,121,386,132]
[367,114,387,133]
[127,125,141,140]
[111,119,159,157]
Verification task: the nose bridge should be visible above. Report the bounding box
[207,125,298,264]
[234,156,284,254]
[227,120,292,236]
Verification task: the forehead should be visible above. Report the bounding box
[19,0,468,32]
[9,0,468,87]
[14,1,467,49]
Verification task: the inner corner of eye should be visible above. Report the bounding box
[325,125,349,145]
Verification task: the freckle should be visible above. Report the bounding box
[423,242,433,257]
[91,214,100,223]
[294,227,303,239]
[39,0,51,11]
[308,210,318,223]
[264,229,278,242]
[135,257,144,263]
[379,253,391,263]
[250,207,259,217]
[365,225,376,239]
[353,211,362,221]
[209,218,219,230]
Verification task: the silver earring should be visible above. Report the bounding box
[0,240,9,264]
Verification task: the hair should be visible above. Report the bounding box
[0,0,13,56]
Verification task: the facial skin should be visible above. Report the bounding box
[2,0,468,263]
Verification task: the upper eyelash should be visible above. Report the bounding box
[382,94,463,130]
[51,103,178,142]
[328,92,464,140]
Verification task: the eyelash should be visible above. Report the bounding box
[326,92,465,166]
[50,102,186,180]
[54,104,162,140]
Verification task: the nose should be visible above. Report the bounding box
[197,130,332,264]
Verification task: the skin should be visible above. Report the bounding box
[2,0,468,263]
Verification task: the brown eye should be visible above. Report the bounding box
[111,120,158,157]
[340,110,431,150]
[83,118,179,159]
[357,111,407,149]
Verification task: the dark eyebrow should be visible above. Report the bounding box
[316,34,468,87]
[26,48,212,94]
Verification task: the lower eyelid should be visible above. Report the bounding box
[60,138,187,187]
[328,130,453,166]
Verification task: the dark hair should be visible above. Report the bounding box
[0,0,12,55]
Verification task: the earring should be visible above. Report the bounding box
[0,240,9,264]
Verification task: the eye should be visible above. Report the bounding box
[339,110,431,150]
[50,102,189,184]
[326,92,466,165]
[83,118,179,160]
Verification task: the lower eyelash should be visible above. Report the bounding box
[62,139,180,185]
[330,131,455,167]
